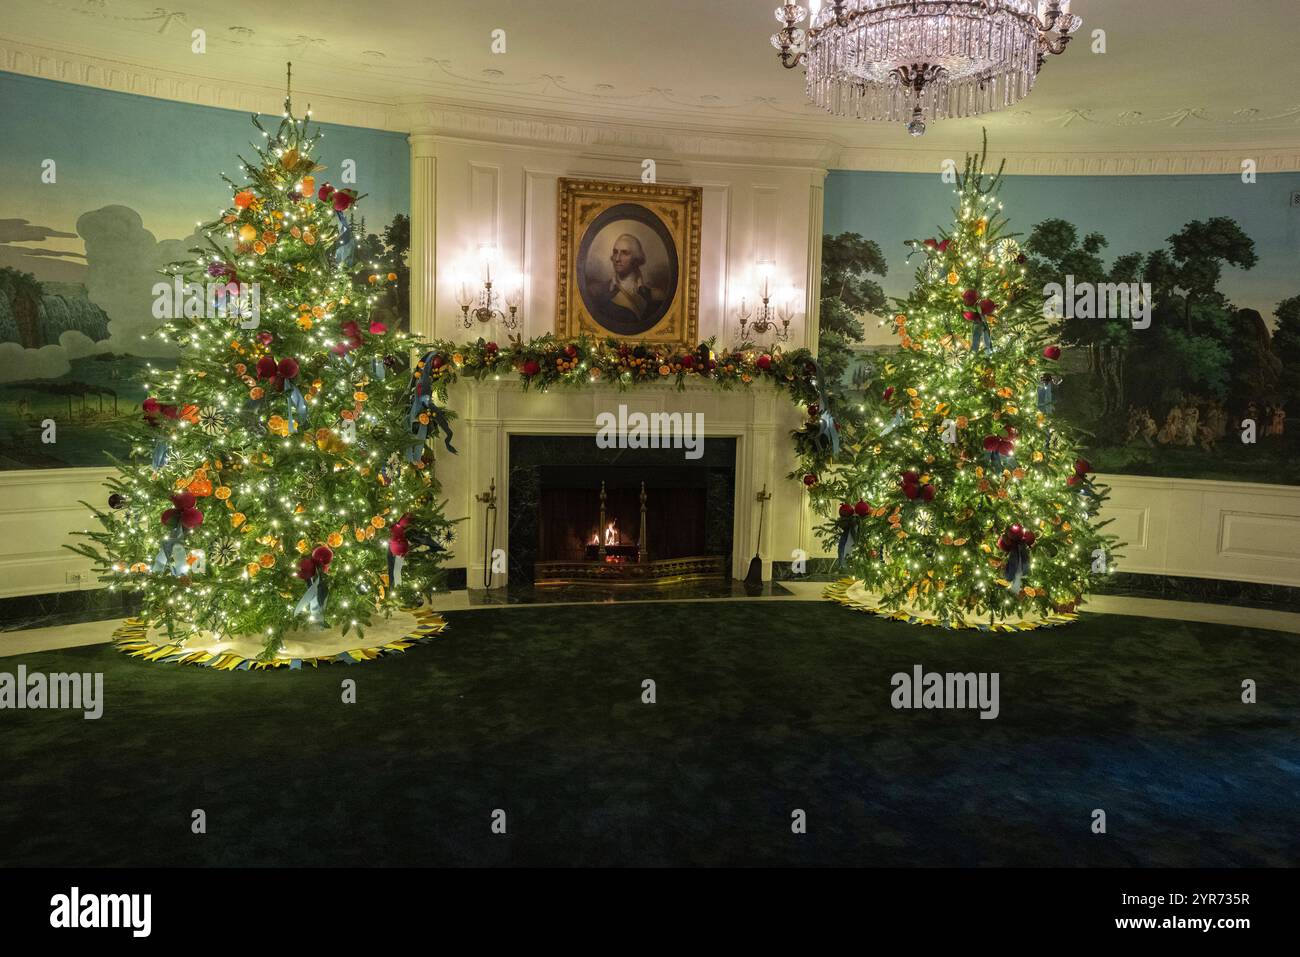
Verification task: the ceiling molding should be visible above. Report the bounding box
[4,32,1299,175]
[398,97,842,170]
[0,33,406,132]
[835,147,1300,176]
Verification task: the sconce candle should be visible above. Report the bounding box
[460,251,519,330]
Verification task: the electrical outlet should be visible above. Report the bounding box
[1291,191,1300,208]
[65,571,83,585]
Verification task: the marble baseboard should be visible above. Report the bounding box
[0,589,141,633]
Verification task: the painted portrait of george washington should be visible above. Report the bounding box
[577,204,678,336]
[557,179,700,349]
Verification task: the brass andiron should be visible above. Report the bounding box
[475,478,497,589]
[639,481,648,562]
[598,480,607,560]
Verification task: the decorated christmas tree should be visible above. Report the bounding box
[70,84,455,656]
[819,138,1118,626]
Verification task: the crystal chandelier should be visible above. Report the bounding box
[771,1,1082,136]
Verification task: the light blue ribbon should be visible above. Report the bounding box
[294,572,329,619]
[286,381,307,434]
[333,210,355,268]
[1037,381,1056,413]
[1005,542,1031,595]
[881,409,906,436]
[152,525,186,576]
[818,409,841,457]
[407,351,457,462]
[971,321,993,354]
[835,524,855,568]
[152,438,169,469]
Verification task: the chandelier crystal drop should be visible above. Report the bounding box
[771,1,1082,136]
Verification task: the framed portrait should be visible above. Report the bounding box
[557,179,701,348]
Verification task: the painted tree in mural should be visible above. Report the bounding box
[817,138,1118,624]
[69,97,455,656]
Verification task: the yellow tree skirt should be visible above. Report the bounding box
[824,579,1078,632]
[112,607,448,670]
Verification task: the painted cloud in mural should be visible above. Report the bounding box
[78,205,198,359]
[0,206,198,383]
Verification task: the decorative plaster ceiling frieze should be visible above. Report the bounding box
[3,34,1299,174]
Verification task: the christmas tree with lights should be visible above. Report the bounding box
[819,138,1118,626]
[70,84,455,656]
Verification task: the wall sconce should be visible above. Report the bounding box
[737,261,794,342]
[456,244,520,330]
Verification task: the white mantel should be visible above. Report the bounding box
[441,378,807,587]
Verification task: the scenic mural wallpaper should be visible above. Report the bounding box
[0,71,410,470]
[824,168,1300,484]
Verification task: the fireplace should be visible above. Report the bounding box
[508,435,735,586]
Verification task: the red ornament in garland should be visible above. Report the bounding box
[962,289,979,307]
[756,354,772,371]
[802,473,817,487]
[521,359,540,377]
[838,503,854,517]
[854,500,871,516]
[1043,345,1062,360]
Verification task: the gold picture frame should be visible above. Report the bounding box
[557,178,701,348]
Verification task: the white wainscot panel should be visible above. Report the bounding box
[0,468,113,598]
[1100,474,1300,587]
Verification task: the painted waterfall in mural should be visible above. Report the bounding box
[0,72,410,469]
[825,169,1300,484]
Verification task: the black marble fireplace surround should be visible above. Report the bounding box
[507,435,736,586]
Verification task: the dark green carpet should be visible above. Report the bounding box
[1,602,1297,867]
